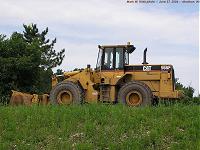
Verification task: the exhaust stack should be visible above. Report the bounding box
[142,48,148,65]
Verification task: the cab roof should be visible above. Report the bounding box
[98,44,134,49]
[98,43,136,54]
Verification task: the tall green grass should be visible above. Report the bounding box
[0,104,199,150]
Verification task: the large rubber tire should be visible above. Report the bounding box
[118,81,153,106]
[49,81,84,105]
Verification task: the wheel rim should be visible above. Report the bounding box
[57,90,72,104]
[126,91,142,106]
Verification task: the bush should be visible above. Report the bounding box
[191,96,200,105]
[0,94,9,105]
[159,96,200,106]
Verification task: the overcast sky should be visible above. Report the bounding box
[0,0,199,95]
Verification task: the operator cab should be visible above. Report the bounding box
[96,43,136,70]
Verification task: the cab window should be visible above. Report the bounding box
[96,49,103,70]
[124,51,129,65]
[103,48,114,69]
[115,48,124,69]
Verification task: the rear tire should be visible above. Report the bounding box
[118,81,153,106]
[49,81,84,105]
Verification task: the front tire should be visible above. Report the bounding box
[118,81,153,106]
[49,81,84,105]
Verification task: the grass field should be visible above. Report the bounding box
[0,104,199,150]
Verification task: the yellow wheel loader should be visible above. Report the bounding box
[50,42,181,106]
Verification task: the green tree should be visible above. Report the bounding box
[175,79,197,104]
[175,79,194,98]
[0,32,40,94]
[22,24,65,94]
[0,24,65,103]
[23,24,65,69]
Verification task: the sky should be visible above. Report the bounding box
[0,0,199,95]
